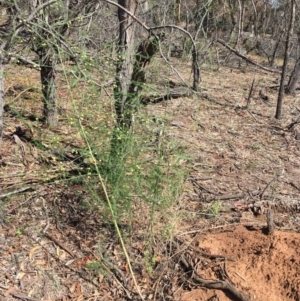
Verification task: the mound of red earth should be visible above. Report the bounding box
[179,225,300,301]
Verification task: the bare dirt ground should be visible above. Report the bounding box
[1,59,300,301]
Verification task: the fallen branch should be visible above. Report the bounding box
[9,292,40,301]
[217,39,281,74]
[0,285,39,301]
[0,186,33,200]
[141,90,191,105]
[206,190,260,202]
[8,53,40,69]
[43,232,75,257]
[260,176,278,200]
[180,256,250,301]
[246,78,256,107]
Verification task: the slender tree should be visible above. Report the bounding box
[27,0,98,126]
[285,33,300,94]
[275,0,295,119]
[0,0,57,146]
[114,0,139,129]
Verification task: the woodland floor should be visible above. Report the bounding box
[1,57,300,301]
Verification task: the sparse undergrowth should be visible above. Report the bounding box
[1,58,191,298]
[1,58,300,300]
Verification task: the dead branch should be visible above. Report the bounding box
[180,256,251,301]
[206,190,260,202]
[0,285,39,301]
[217,39,281,74]
[103,0,200,91]
[266,209,275,236]
[0,186,33,200]
[260,176,278,200]
[246,78,256,107]
[141,90,191,105]
[43,232,75,257]
[9,292,40,301]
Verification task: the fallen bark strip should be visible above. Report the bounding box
[207,193,247,201]
[190,179,216,195]
[141,90,191,105]
[0,186,33,200]
[9,292,40,301]
[217,39,281,74]
[206,190,260,202]
[180,256,251,301]
[0,285,40,301]
[44,232,75,257]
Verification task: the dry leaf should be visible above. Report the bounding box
[65,259,76,266]
[76,294,84,301]
[76,283,82,294]
[29,246,42,259]
[59,250,67,261]
[16,272,25,280]
[69,282,77,293]
[35,259,47,265]
[4,286,16,297]
[124,262,129,273]
[155,255,162,263]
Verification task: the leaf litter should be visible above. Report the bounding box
[0,60,300,300]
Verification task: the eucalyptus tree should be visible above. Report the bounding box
[0,0,57,146]
[0,0,100,137]
[24,0,98,126]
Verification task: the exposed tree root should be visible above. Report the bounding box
[179,255,251,301]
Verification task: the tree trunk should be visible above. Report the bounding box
[114,0,139,129]
[227,0,237,42]
[192,49,200,91]
[40,50,58,127]
[235,0,243,48]
[286,58,300,95]
[269,31,283,67]
[286,34,300,94]
[275,0,295,119]
[0,56,4,147]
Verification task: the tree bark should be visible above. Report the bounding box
[286,33,300,94]
[192,49,200,91]
[0,55,4,147]
[286,57,300,95]
[275,0,295,119]
[269,31,283,67]
[227,0,237,42]
[114,0,139,129]
[39,50,58,127]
